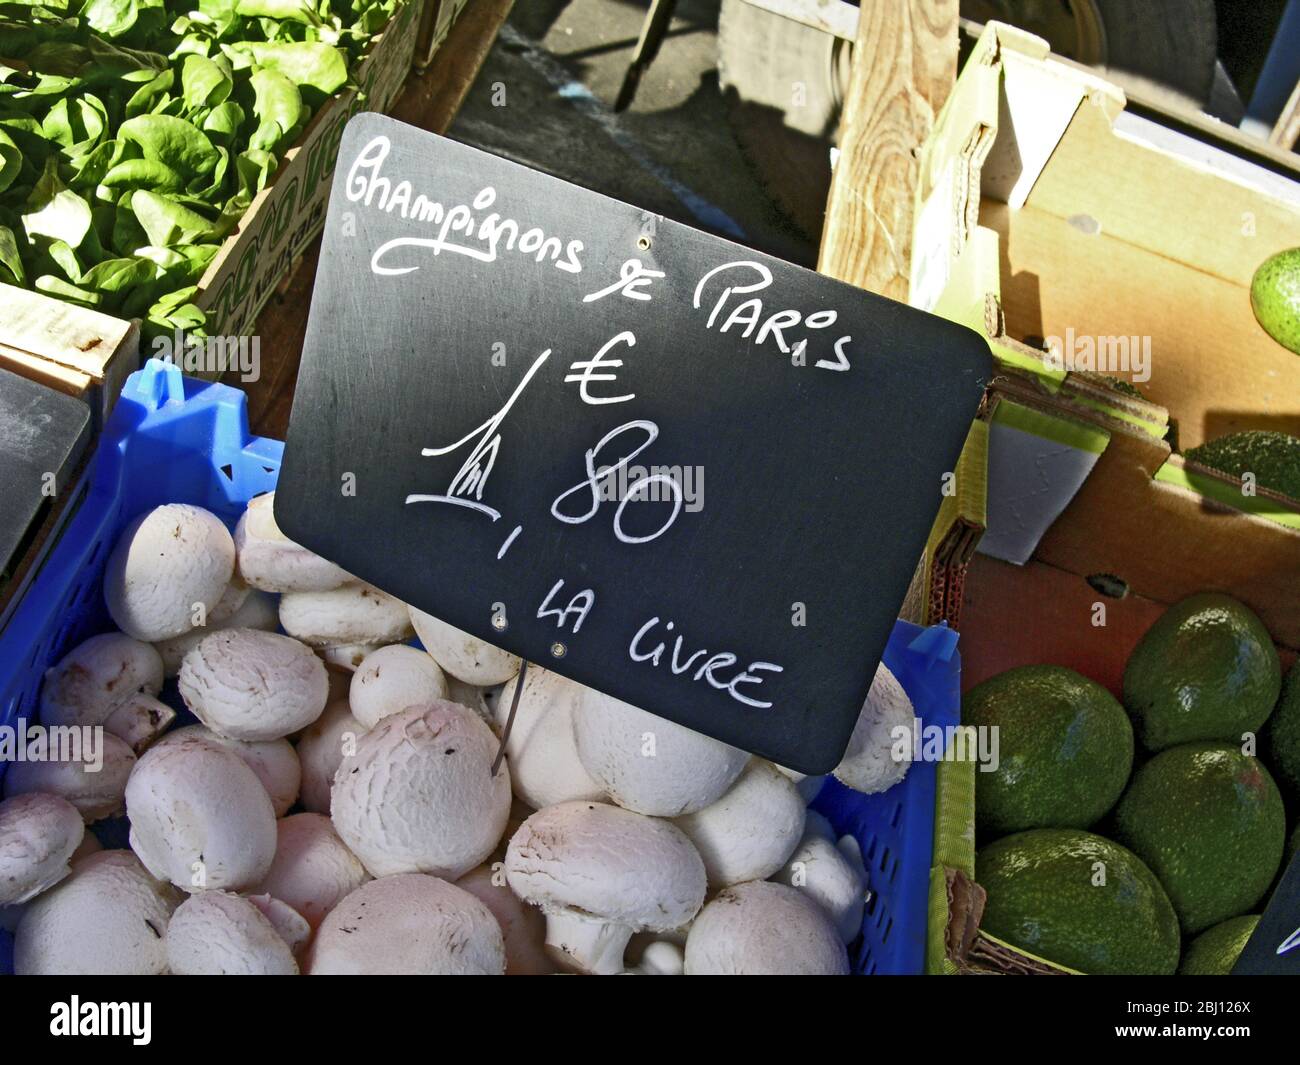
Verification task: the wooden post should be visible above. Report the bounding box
[1270,76,1300,150]
[816,1,959,625]
[817,0,959,301]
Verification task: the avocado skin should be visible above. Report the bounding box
[1251,246,1300,355]
[1179,915,1260,976]
[1264,658,1300,799]
[976,829,1180,975]
[1114,743,1285,934]
[965,665,1133,836]
[1123,593,1280,752]
[1185,430,1300,500]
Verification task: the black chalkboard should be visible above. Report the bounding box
[0,367,91,581]
[277,113,991,773]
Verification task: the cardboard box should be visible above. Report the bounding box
[914,22,1300,975]
[914,22,1300,643]
[194,0,426,342]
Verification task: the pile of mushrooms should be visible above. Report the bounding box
[2,493,915,975]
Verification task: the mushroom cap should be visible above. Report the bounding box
[505,801,706,932]
[456,863,550,975]
[673,760,805,887]
[234,492,353,593]
[773,830,870,943]
[0,793,85,905]
[446,677,496,730]
[104,504,235,642]
[280,584,414,647]
[179,628,329,742]
[349,644,450,730]
[408,606,520,686]
[125,736,277,892]
[330,702,511,879]
[294,699,365,814]
[152,724,301,817]
[256,813,369,929]
[572,689,748,816]
[165,890,299,975]
[308,874,505,975]
[40,632,163,728]
[684,880,849,975]
[3,733,136,823]
[833,662,914,794]
[14,849,180,975]
[493,667,605,809]
[154,589,278,677]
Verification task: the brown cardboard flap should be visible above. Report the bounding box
[1033,427,1300,648]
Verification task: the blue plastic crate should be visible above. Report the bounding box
[0,359,960,976]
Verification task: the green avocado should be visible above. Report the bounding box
[1185,430,1300,500]
[1251,246,1300,355]
[965,665,1133,836]
[1123,593,1280,752]
[976,829,1180,975]
[1179,915,1260,976]
[1113,743,1285,934]
[1264,658,1300,799]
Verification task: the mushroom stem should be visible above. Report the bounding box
[543,910,633,976]
[103,694,176,754]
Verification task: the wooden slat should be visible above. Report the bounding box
[244,0,514,439]
[1271,76,1300,150]
[818,0,959,299]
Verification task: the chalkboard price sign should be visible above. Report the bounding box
[278,113,991,773]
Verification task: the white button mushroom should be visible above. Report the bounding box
[246,893,312,955]
[493,666,605,809]
[446,676,496,730]
[3,732,136,823]
[331,702,511,880]
[39,632,175,752]
[673,760,805,888]
[572,689,748,816]
[684,880,849,975]
[178,628,329,742]
[165,890,299,975]
[154,588,279,677]
[773,828,870,942]
[104,504,236,642]
[349,644,450,730]
[832,662,915,794]
[772,762,829,804]
[14,849,180,975]
[505,800,707,975]
[456,863,551,975]
[408,605,520,685]
[125,736,277,892]
[151,724,301,817]
[0,793,85,904]
[294,699,364,814]
[316,642,383,672]
[280,584,414,647]
[234,492,353,593]
[307,873,506,975]
[256,813,369,929]
[626,939,685,975]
